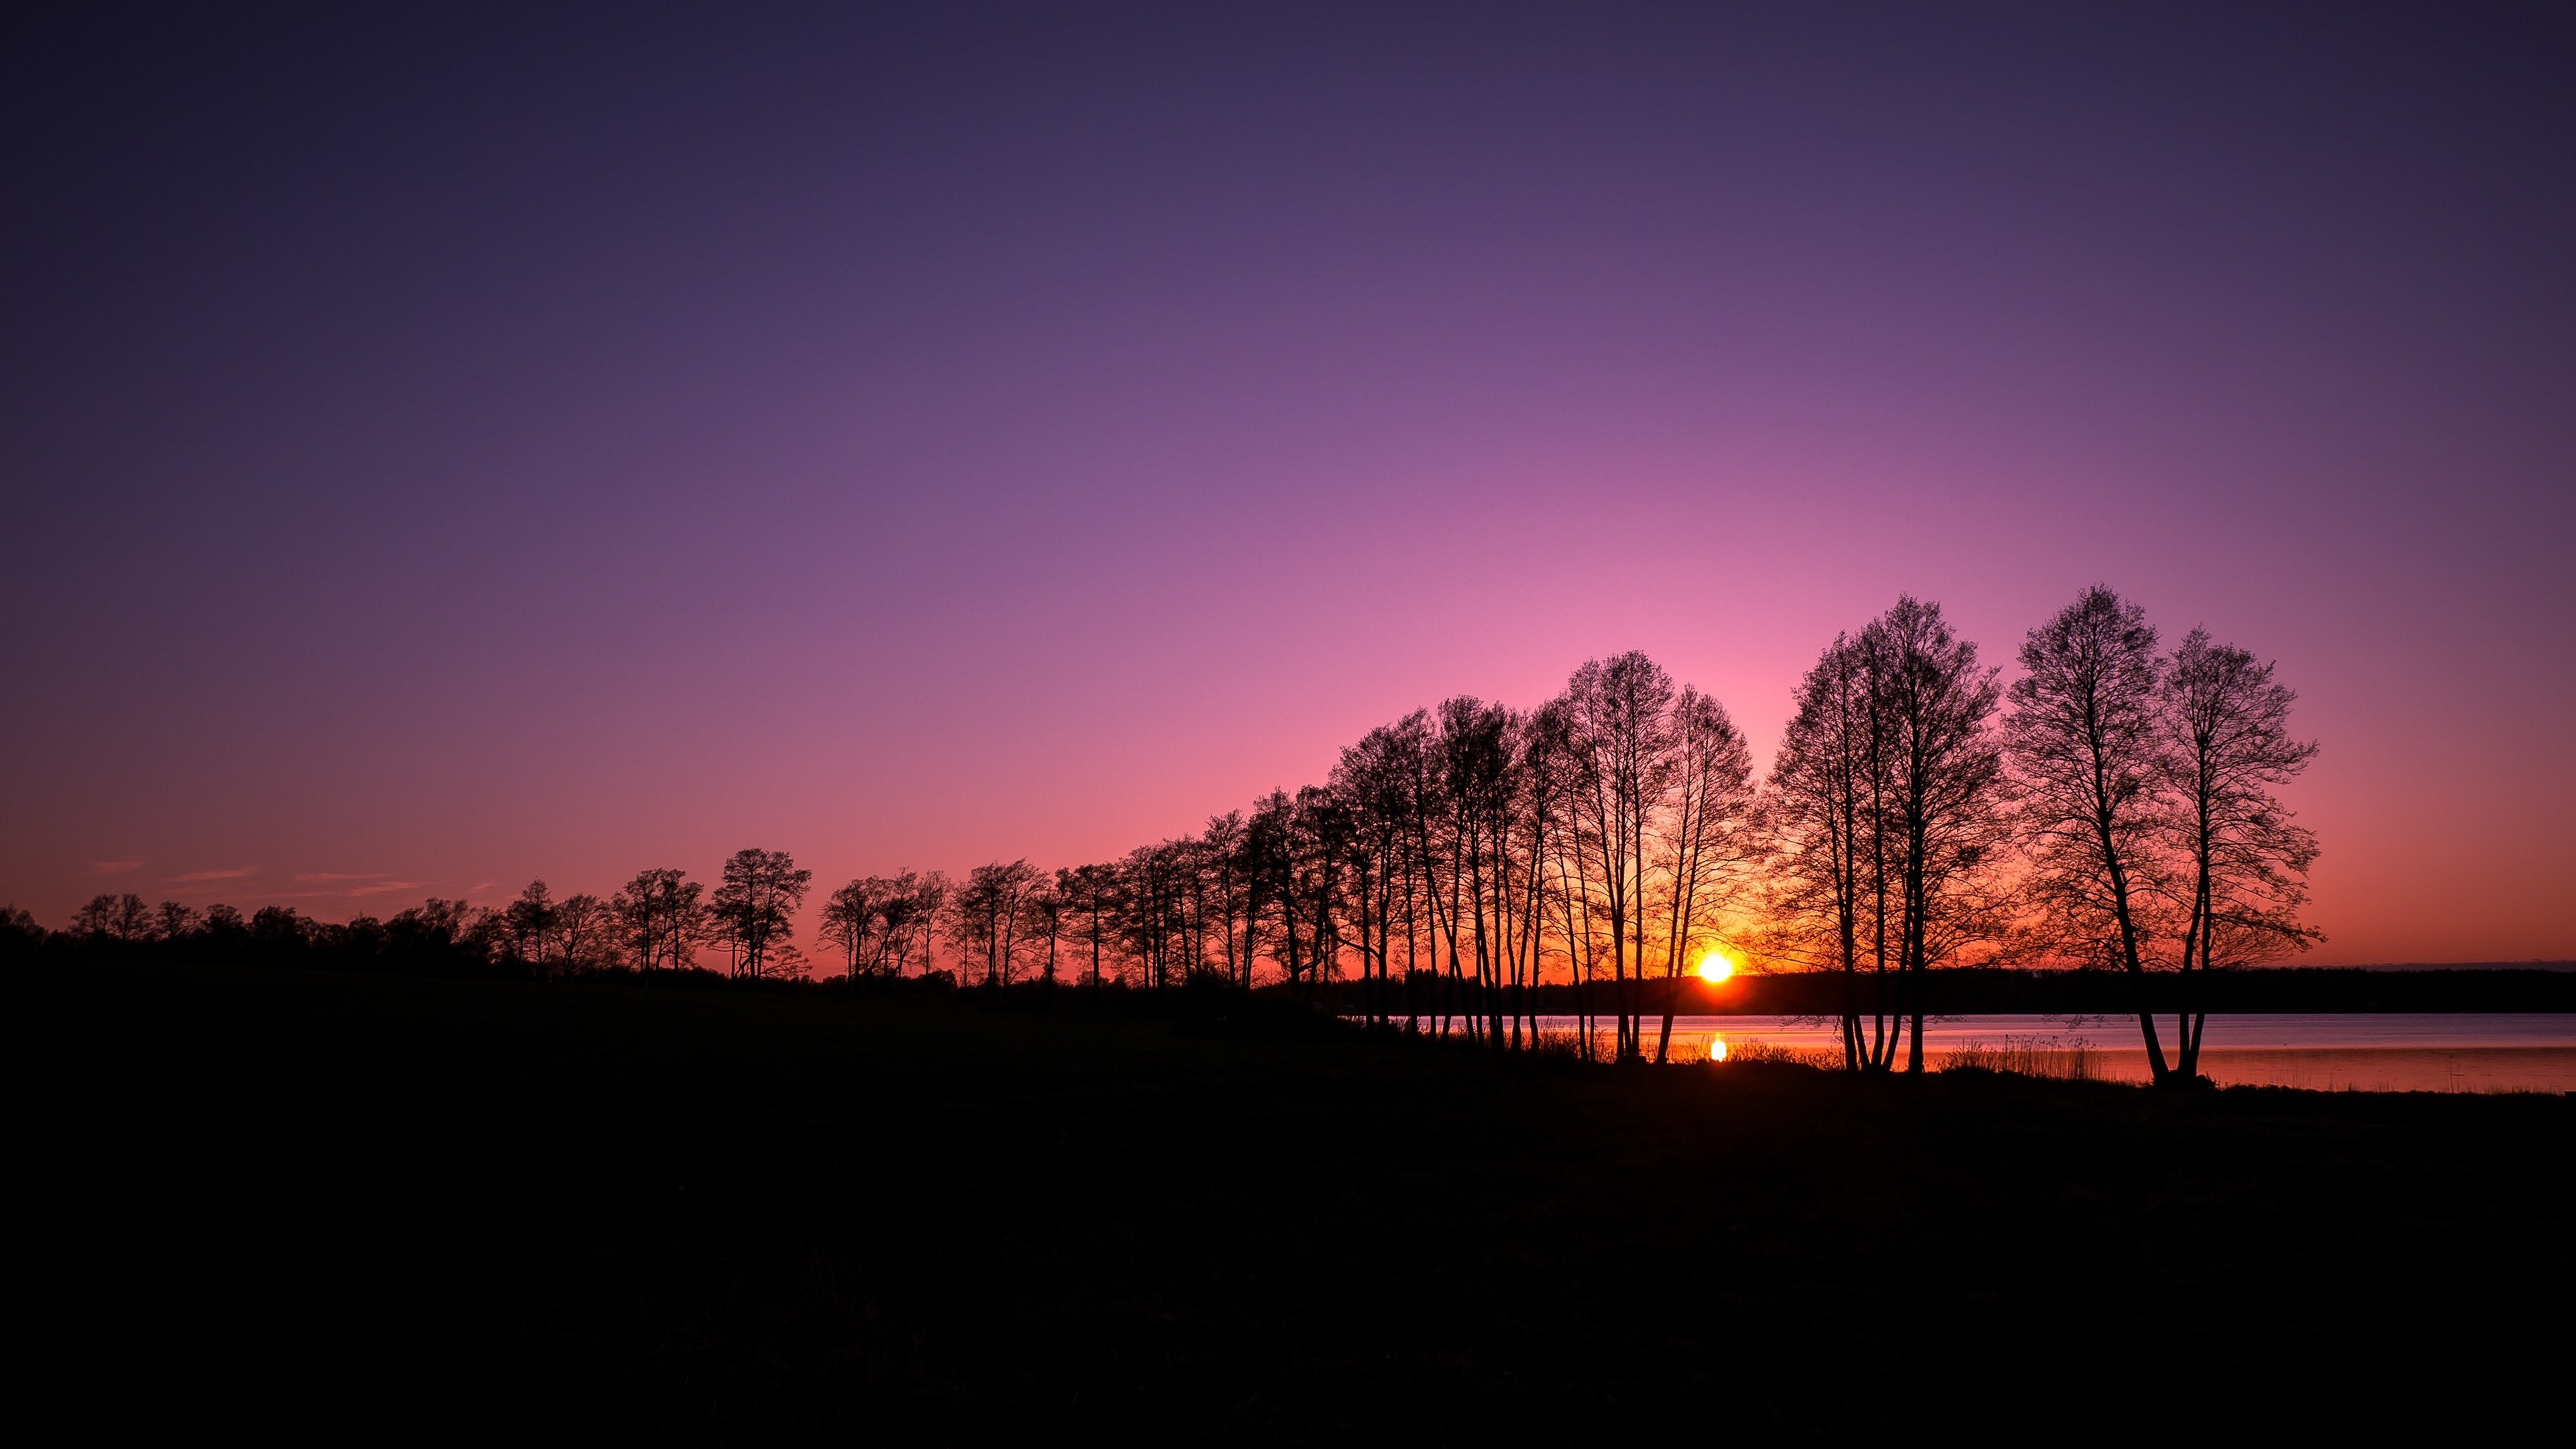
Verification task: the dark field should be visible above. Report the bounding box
[30,963,2574,1442]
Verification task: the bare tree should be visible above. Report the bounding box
[947,859,1045,987]
[1028,878,1067,986]
[113,893,152,943]
[1558,653,1677,1061]
[876,871,949,976]
[553,893,619,973]
[1871,598,2010,1073]
[1201,811,1255,985]
[73,893,152,943]
[1330,716,1428,1028]
[612,868,708,973]
[1514,699,1577,1051]
[153,901,201,942]
[709,849,813,979]
[1057,864,1119,989]
[388,898,490,971]
[0,905,42,955]
[503,881,561,977]
[1762,633,1887,1070]
[1650,688,1756,1063]
[2007,586,2178,1083]
[2159,628,2322,1076]
[1114,842,1187,989]
[819,877,889,979]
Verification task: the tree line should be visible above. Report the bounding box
[5,587,2316,1086]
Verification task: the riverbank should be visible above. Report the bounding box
[27,961,2573,1440]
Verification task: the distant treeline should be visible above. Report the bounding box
[9,910,2565,1018]
[8,588,2342,1086]
[1312,968,2576,1016]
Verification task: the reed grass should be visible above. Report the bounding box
[1939,1034,2100,1082]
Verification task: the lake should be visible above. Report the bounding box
[1509,1013,2576,1092]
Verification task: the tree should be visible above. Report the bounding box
[612,869,708,973]
[1428,698,1511,1041]
[110,894,148,942]
[2007,586,2178,1083]
[880,871,949,976]
[1201,812,1256,985]
[945,860,1045,987]
[73,894,138,942]
[818,877,886,979]
[503,881,561,977]
[1329,715,1427,1028]
[1277,784,1352,999]
[1558,652,1677,1061]
[203,904,248,945]
[1762,632,1887,1070]
[552,892,619,974]
[154,901,201,943]
[1028,879,1066,986]
[388,898,489,973]
[709,849,813,979]
[1650,687,1756,1064]
[1057,864,1120,990]
[0,905,42,957]
[1870,598,2010,1073]
[2159,628,2322,1076]
[250,906,312,953]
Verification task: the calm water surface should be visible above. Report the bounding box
[1505,1014,2576,1092]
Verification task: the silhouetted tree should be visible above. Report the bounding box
[1763,632,1888,1069]
[710,849,813,978]
[818,878,882,978]
[250,905,313,954]
[612,869,708,973]
[1650,687,1756,1063]
[503,881,561,977]
[0,905,42,957]
[1029,879,1067,986]
[153,901,200,943]
[73,894,150,943]
[1057,864,1118,989]
[1200,811,1255,985]
[1868,598,2010,1072]
[876,871,948,976]
[2159,627,2322,1076]
[2008,586,2176,1083]
[387,898,488,973]
[203,904,249,951]
[1558,653,1676,1060]
[947,859,1044,987]
[113,894,154,943]
[1330,716,1426,1028]
[1114,842,1189,989]
[553,892,619,974]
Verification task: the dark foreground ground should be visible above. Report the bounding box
[26,963,2574,1442]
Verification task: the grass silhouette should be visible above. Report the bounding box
[27,960,2571,1441]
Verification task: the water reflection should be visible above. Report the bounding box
[1516,1014,2576,1092]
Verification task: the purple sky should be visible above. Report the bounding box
[5,4,2571,963]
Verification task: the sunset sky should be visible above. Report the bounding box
[4,5,2569,963]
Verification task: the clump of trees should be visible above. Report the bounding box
[2004,589,2320,1085]
[1762,598,2010,1073]
[3,586,2318,1085]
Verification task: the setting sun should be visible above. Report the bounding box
[1696,950,1735,983]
